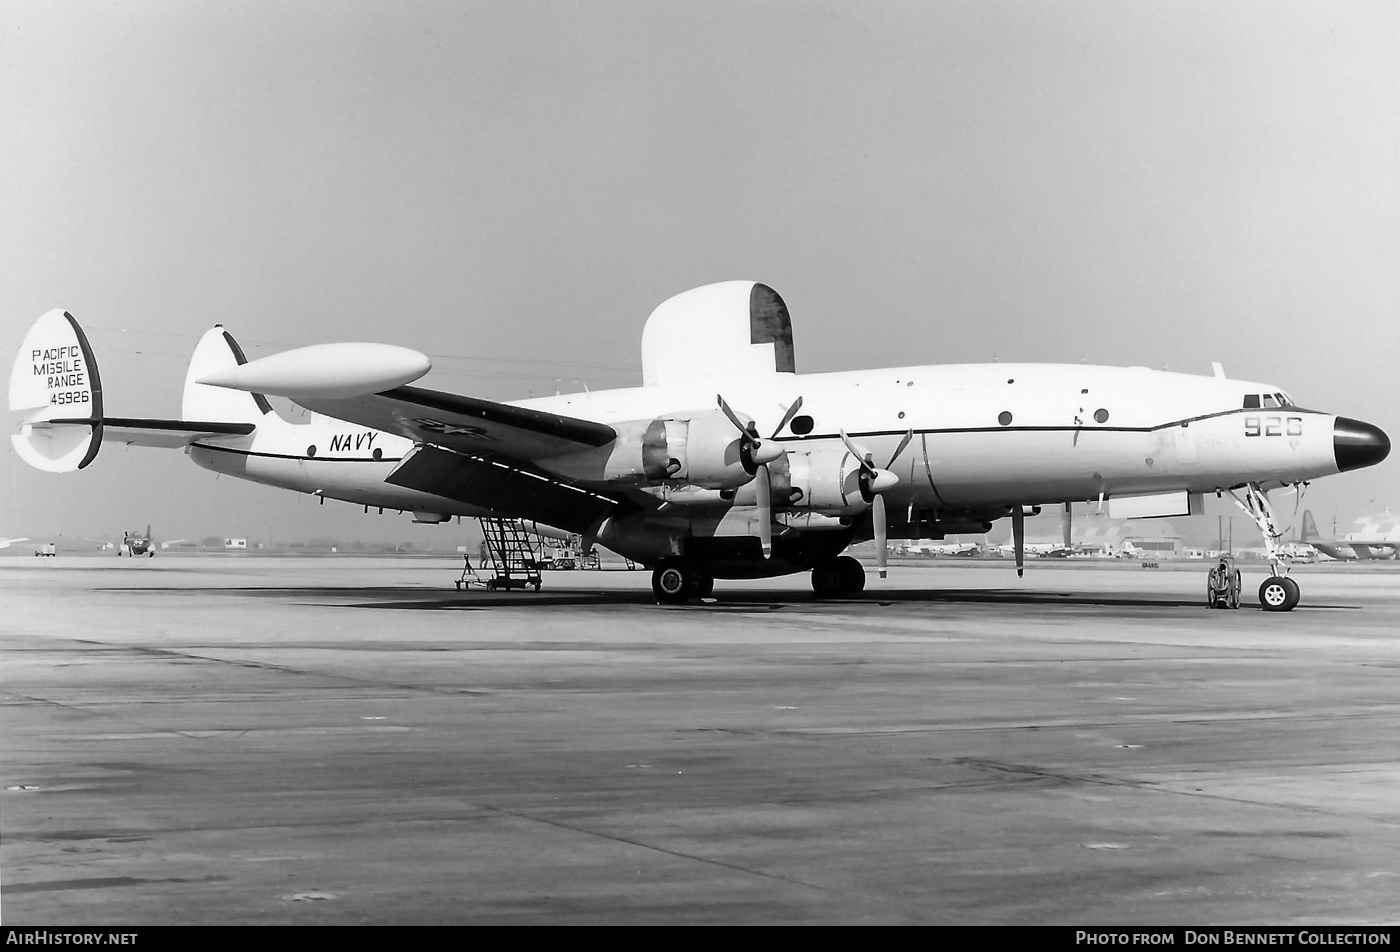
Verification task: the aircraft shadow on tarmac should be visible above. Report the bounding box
[101,585,1354,612]
[340,588,1242,612]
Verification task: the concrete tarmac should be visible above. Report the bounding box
[2,555,1399,925]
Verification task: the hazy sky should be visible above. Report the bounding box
[3,0,1396,546]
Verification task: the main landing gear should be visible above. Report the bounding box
[811,555,866,599]
[1227,482,1303,612]
[651,562,713,604]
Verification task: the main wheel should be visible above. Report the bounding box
[693,576,714,597]
[1258,576,1298,612]
[1228,570,1241,609]
[835,555,866,594]
[652,564,694,604]
[811,562,845,599]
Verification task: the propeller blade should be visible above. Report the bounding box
[717,393,774,473]
[769,396,804,439]
[716,394,748,436]
[1062,502,1072,549]
[756,463,772,558]
[838,429,875,470]
[874,493,888,578]
[885,428,914,468]
[1012,506,1025,579]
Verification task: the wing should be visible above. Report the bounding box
[297,385,617,461]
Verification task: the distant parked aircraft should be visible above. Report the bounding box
[0,536,30,548]
[1300,510,1398,561]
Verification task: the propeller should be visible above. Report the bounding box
[716,395,784,475]
[717,395,805,558]
[839,428,913,578]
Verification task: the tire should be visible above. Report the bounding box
[1281,576,1301,611]
[693,576,714,597]
[1258,576,1296,612]
[652,564,693,604]
[811,562,844,599]
[836,555,866,594]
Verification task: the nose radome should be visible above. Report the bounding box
[1334,417,1391,472]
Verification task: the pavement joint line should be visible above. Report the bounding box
[461,799,933,922]
[68,638,492,697]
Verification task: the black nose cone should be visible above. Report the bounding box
[1334,417,1391,472]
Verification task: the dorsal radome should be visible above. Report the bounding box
[641,281,795,386]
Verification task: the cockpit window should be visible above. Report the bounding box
[1262,394,1279,408]
[1243,394,1261,409]
[1276,392,1292,406]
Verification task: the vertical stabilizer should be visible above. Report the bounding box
[8,309,104,472]
[1301,510,1320,542]
[182,326,273,424]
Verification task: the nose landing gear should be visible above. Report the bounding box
[1226,483,1304,612]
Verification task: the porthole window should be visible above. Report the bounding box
[897,411,905,419]
[307,445,317,457]
[998,411,1013,426]
[373,448,383,460]
[1094,408,1109,424]
[790,415,814,435]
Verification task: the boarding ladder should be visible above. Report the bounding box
[466,518,543,592]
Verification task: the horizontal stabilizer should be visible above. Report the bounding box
[98,417,256,448]
[198,342,431,401]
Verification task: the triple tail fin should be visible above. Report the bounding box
[9,310,104,471]
[182,326,273,424]
[9,311,261,474]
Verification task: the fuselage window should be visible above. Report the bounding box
[1243,394,1261,409]
[789,415,814,436]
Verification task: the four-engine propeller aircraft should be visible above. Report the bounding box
[8,281,1391,610]
[1300,509,1399,561]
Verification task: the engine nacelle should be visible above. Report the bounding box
[785,448,870,516]
[599,409,754,489]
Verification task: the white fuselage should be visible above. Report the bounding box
[187,361,1339,527]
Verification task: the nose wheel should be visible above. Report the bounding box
[1258,575,1301,612]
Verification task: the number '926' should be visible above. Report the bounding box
[1244,415,1303,438]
